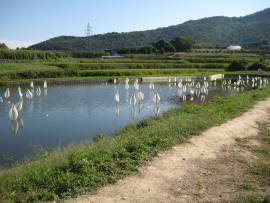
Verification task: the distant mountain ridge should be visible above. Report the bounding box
[30,7,270,51]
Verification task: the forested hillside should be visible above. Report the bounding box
[29,8,270,51]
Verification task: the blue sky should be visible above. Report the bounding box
[0,0,269,49]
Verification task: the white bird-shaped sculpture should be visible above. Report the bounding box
[125,83,129,90]
[4,88,10,98]
[125,78,129,84]
[183,84,187,92]
[201,85,205,93]
[115,90,119,104]
[134,82,139,90]
[196,81,200,89]
[14,99,23,112]
[130,93,136,106]
[201,95,205,101]
[178,81,182,88]
[26,89,33,99]
[44,80,47,89]
[18,86,23,98]
[36,86,41,96]
[153,91,160,104]
[149,82,154,90]
[30,81,34,88]
[204,81,209,88]
[138,90,144,101]
[9,104,18,120]
[222,80,226,85]
[183,94,186,101]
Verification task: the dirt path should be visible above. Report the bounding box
[65,98,270,203]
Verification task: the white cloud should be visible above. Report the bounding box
[0,38,39,49]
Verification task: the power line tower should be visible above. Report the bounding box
[85,23,92,51]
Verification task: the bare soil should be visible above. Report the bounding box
[65,98,270,203]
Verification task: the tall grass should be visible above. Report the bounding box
[0,84,270,202]
[0,68,225,80]
[46,62,227,70]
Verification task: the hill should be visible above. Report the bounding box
[30,8,270,51]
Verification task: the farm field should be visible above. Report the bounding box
[0,51,269,84]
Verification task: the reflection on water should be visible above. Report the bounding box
[153,105,160,116]
[9,116,24,135]
[138,103,144,113]
[0,77,268,165]
[130,108,136,120]
[115,106,119,116]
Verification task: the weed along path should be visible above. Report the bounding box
[65,98,270,203]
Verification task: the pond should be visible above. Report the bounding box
[0,77,264,166]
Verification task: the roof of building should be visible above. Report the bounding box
[239,41,269,46]
[227,46,241,50]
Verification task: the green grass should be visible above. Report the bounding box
[232,118,270,202]
[239,179,257,190]
[235,195,270,203]
[0,62,61,73]
[1,83,270,202]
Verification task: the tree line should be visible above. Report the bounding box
[118,36,197,54]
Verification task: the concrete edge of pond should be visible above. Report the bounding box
[5,74,261,85]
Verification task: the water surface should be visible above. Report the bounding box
[0,78,259,165]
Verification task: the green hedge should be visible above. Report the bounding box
[79,59,185,64]
[184,57,258,64]
[46,62,227,70]
[1,68,224,79]
[0,50,70,60]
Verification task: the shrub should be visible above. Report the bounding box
[225,58,250,71]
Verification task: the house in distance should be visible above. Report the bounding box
[239,41,270,50]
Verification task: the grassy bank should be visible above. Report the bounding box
[230,121,270,203]
[1,84,270,202]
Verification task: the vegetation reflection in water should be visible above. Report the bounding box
[0,76,268,165]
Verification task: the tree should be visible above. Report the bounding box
[160,48,165,54]
[143,47,148,54]
[225,59,249,71]
[0,42,9,49]
[170,36,196,52]
[152,39,175,53]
